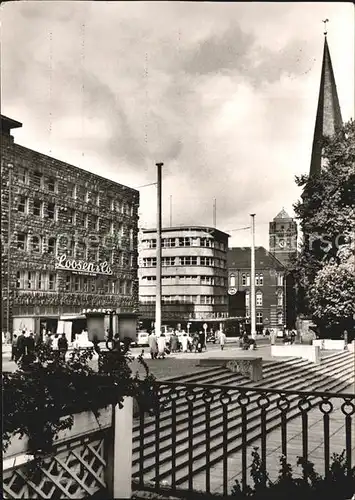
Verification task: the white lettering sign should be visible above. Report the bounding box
[55,254,113,276]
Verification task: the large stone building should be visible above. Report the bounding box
[138,226,229,328]
[1,115,139,340]
[227,246,290,332]
[269,208,298,267]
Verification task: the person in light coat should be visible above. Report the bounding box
[181,333,189,353]
[148,332,158,359]
[219,330,226,350]
[157,333,167,359]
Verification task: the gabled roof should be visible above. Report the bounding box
[273,208,292,220]
[227,246,285,271]
[309,36,343,177]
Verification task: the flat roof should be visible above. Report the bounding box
[1,115,23,131]
[142,225,230,238]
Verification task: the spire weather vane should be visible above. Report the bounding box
[323,19,329,36]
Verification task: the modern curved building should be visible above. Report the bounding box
[138,225,229,327]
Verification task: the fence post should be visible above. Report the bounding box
[113,397,133,498]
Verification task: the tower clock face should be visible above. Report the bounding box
[278,239,285,248]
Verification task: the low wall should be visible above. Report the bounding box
[271,344,320,363]
[199,357,263,381]
[3,398,133,499]
[313,339,346,350]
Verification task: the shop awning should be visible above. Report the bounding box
[59,315,86,321]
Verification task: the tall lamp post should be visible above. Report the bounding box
[250,214,256,340]
[7,164,13,339]
[155,163,163,337]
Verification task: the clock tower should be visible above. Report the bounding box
[269,209,297,267]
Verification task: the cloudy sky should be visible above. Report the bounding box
[1,1,354,248]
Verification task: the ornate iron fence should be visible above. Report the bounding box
[133,382,355,495]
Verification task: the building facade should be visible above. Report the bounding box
[269,208,298,267]
[138,226,229,326]
[227,247,290,331]
[1,115,139,339]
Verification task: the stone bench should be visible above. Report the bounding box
[198,357,263,382]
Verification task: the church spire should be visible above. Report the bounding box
[309,26,343,177]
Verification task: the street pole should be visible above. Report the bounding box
[7,164,13,339]
[250,214,256,339]
[155,163,163,337]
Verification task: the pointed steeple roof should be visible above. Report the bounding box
[309,35,343,177]
[274,208,291,220]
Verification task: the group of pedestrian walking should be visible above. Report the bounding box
[146,329,227,360]
[11,329,69,365]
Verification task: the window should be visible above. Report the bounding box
[200,257,214,266]
[93,192,100,206]
[277,312,283,325]
[33,171,43,188]
[162,257,176,266]
[65,275,71,292]
[162,238,176,248]
[71,183,77,199]
[229,274,236,287]
[47,238,56,254]
[96,217,100,231]
[256,291,263,307]
[256,312,263,324]
[17,233,26,250]
[49,273,56,291]
[201,276,214,285]
[85,191,90,203]
[116,200,121,212]
[67,240,75,257]
[242,274,250,286]
[108,197,114,210]
[91,279,97,293]
[67,209,75,224]
[142,275,156,282]
[17,167,28,184]
[27,271,33,289]
[277,290,283,306]
[83,277,89,292]
[30,235,41,253]
[46,177,56,192]
[142,239,156,249]
[18,196,27,213]
[110,221,115,235]
[76,242,86,259]
[200,238,213,247]
[200,295,214,305]
[178,237,191,247]
[277,274,284,287]
[142,257,156,267]
[73,276,80,292]
[119,280,126,295]
[179,256,197,266]
[129,229,134,250]
[87,249,98,262]
[33,199,43,217]
[256,273,264,286]
[38,273,44,290]
[245,291,250,307]
[16,271,22,289]
[47,202,56,220]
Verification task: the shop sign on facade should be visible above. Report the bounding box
[55,254,113,276]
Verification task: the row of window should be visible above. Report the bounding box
[17,233,135,267]
[16,270,133,295]
[17,168,136,215]
[141,275,227,286]
[142,237,226,251]
[245,311,284,325]
[18,196,56,219]
[140,295,227,305]
[230,273,284,287]
[141,256,226,268]
[244,290,283,308]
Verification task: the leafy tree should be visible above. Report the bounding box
[292,120,355,329]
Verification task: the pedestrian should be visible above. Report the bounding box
[270,329,276,345]
[219,330,226,350]
[290,329,296,345]
[58,334,68,360]
[5,331,11,345]
[170,332,178,353]
[92,334,101,355]
[148,331,158,360]
[20,331,36,368]
[45,332,52,348]
[52,334,59,360]
[157,333,166,359]
[344,330,349,350]
[181,333,189,353]
[15,330,25,363]
[198,331,205,351]
[11,333,18,361]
